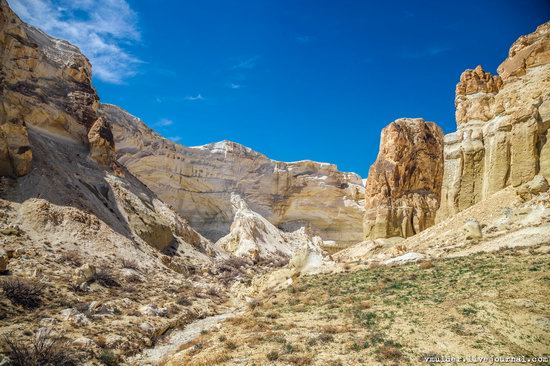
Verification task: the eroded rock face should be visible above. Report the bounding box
[0,0,114,173]
[363,118,444,239]
[437,22,550,221]
[103,104,365,247]
[216,193,327,265]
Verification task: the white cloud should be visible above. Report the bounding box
[229,83,242,89]
[184,94,204,101]
[8,0,141,84]
[155,118,173,127]
[168,136,182,142]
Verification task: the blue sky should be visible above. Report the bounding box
[10,0,550,177]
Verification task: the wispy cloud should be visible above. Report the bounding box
[296,35,310,44]
[168,136,182,142]
[233,55,259,69]
[8,0,141,84]
[229,83,242,89]
[154,118,173,127]
[184,94,204,101]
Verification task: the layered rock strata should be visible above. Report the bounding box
[437,22,550,220]
[363,118,444,239]
[103,104,365,246]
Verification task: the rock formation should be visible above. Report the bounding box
[216,193,327,265]
[363,118,444,239]
[437,22,550,220]
[0,0,114,176]
[0,0,214,256]
[103,103,365,247]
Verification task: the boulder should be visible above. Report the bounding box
[72,263,96,284]
[464,219,483,240]
[517,175,549,200]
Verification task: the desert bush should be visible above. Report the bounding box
[99,349,119,366]
[266,350,279,361]
[287,354,314,365]
[2,329,77,366]
[419,260,434,269]
[125,273,142,283]
[318,333,334,343]
[1,278,44,308]
[58,251,82,267]
[376,344,403,361]
[176,296,192,306]
[225,341,238,350]
[92,269,119,288]
[120,259,140,272]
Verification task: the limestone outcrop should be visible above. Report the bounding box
[103,104,365,247]
[0,0,114,174]
[363,118,444,239]
[216,193,327,266]
[437,22,550,221]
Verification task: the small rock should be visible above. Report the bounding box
[73,337,96,348]
[72,263,96,284]
[139,304,168,317]
[464,219,482,240]
[0,225,22,236]
[517,175,549,200]
[60,308,89,325]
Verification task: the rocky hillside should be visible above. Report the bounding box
[363,118,443,240]
[103,103,365,247]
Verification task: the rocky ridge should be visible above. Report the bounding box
[103,103,365,247]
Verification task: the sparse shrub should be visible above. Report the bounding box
[318,333,334,343]
[125,273,142,283]
[121,259,140,272]
[419,260,434,269]
[287,354,314,365]
[99,349,119,366]
[2,329,78,366]
[1,278,44,308]
[59,251,82,267]
[92,269,119,288]
[176,296,192,306]
[376,344,403,361]
[266,350,279,361]
[218,335,227,342]
[225,341,238,350]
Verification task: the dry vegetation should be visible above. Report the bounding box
[166,245,550,365]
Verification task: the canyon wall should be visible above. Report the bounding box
[0,0,114,176]
[437,22,550,220]
[103,103,365,246]
[363,118,444,239]
[0,0,214,256]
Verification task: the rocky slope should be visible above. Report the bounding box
[103,103,365,247]
[363,118,443,239]
[437,22,550,220]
